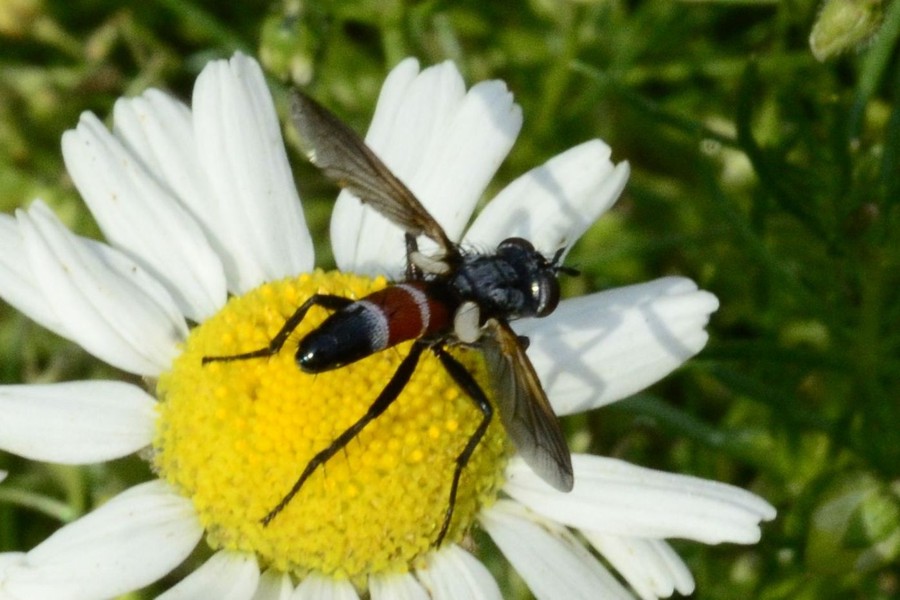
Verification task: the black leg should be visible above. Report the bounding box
[202,294,353,364]
[432,345,494,547]
[261,341,427,526]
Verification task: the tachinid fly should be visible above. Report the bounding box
[203,90,575,545]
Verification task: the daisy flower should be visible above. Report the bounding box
[0,52,774,600]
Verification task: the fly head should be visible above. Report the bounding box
[495,238,562,319]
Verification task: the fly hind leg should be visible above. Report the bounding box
[260,341,427,525]
[202,294,353,364]
[432,345,493,547]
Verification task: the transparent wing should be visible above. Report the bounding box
[290,90,454,256]
[480,318,573,491]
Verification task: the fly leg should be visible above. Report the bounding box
[406,232,452,277]
[202,294,353,364]
[432,345,493,547]
[405,233,422,280]
[261,341,427,525]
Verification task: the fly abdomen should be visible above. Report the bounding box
[373,283,453,346]
[295,300,386,373]
[296,282,452,373]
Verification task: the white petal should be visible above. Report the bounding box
[410,79,522,244]
[193,52,313,293]
[464,141,629,257]
[0,381,155,463]
[332,59,464,277]
[157,550,260,600]
[332,60,521,278]
[112,90,199,209]
[17,202,187,375]
[291,573,359,600]
[0,553,32,600]
[0,470,6,483]
[113,89,235,316]
[479,500,633,600]
[251,570,294,600]
[329,57,420,273]
[369,571,428,600]
[112,89,223,244]
[504,455,777,544]
[63,109,226,322]
[360,58,422,144]
[0,213,66,334]
[2,481,202,600]
[415,545,501,600]
[583,534,694,600]
[516,277,718,415]
[0,552,26,571]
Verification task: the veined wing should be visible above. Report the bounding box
[480,318,573,491]
[290,90,455,257]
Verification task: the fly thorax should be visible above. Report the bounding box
[452,238,561,320]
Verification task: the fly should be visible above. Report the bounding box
[203,90,575,545]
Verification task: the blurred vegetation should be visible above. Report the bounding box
[1,0,899,598]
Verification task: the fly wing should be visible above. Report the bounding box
[290,90,455,257]
[480,318,574,491]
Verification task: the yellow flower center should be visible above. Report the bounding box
[153,270,510,581]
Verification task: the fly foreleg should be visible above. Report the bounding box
[432,345,493,547]
[260,340,427,525]
[202,294,353,364]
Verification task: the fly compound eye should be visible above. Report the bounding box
[534,273,560,317]
[498,237,535,252]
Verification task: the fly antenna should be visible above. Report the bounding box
[550,246,580,277]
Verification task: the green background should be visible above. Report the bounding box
[1,0,898,598]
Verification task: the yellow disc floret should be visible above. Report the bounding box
[153,270,510,581]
